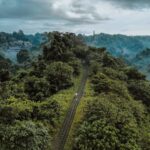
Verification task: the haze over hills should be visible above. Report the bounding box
[1,0,150,149]
[83,33,150,58]
[0,32,150,150]
[1,31,150,78]
[0,31,47,63]
[83,33,150,79]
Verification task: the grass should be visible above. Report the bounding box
[64,80,93,150]
[50,72,82,140]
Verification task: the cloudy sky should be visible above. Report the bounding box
[0,0,150,35]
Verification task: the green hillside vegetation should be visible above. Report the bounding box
[0,32,150,150]
[0,32,84,150]
[83,33,150,57]
[131,48,150,79]
[70,47,150,150]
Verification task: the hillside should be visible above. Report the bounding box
[83,33,150,79]
[83,33,150,58]
[131,48,150,79]
[0,32,150,150]
[0,31,47,63]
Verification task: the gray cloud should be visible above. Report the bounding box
[106,0,150,9]
[0,0,150,34]
[0,0,53,19]
[1,0,149,26]
[0,0,108,24]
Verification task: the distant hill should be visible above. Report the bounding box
[0,30,47,46]
[131,48,150,79]
[0,31,47,62]
[83,33,150,59]
[83,33,150,79]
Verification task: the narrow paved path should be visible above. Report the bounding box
[53,64,88,150]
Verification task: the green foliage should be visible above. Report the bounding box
[30,60,47,78]
[88,47,106,64]
[125,67,146,80]
[17,49,30,64]
[74,120,119,150]
[1,32,150,150]
[0,69,11,82]
[0,121,51,150]
[102,54,125,69]
[32,99,60,125]
[128,80,150,108]
[91,73,130,98]
[24,76,50,101]
[102,67,128,81]
[72,45,88,59]
[74,94,150,150]
[0,57,11,70]
[89,61,102,76]
[43,32,83,62]
[0,96,60,125]
[73,41,150,150]
[46,61,73,92]
[0,56,12,82]
[68,59,81,76]
[0,97,33,123]
[0,82,11,99]
[12,30,27,41]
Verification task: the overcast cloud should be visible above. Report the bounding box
[0,0,150,35]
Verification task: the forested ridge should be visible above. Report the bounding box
[71,47,150,150]
[0,32,150,150]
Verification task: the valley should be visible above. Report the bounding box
[83,33,150,79]
[0,32,150,150]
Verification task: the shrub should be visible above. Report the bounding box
[32,99,60,125]
[0,121,51,150]
[0,69,11,82]
[0,97,33,123]
[24,77,50,101]
[91,73,129,98]
[46,62,73,93]
[17,49,30,64]
[102,67,127,81]
[74,94,149,150]
[128,80,150,107]
[68,59,81,76]
[125,68,146,80]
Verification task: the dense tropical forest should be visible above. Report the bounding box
[0,32,150,150]
[83,33,150,79]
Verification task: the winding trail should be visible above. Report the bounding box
[53,64,89,150]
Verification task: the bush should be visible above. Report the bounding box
[32,99,60,125]
[0,96,60,126]
[24,77,50,101]
[0,97,33,123]
[68,59,81,76]
[30,60,47,78]
[128,80,150,107]
[102,67,127,81]
[102,54,125,69]
[0,121,51,150]
[74,94,149,150]
[91,73,129,98]
[74,120,119,150]
[89,61,102,76]
[43,32,82,62]
[0,82,11,99]
[125,68,146,80]
[17,49,30,64]
[0,58,11,70]
[46,62,73,93]
[0,69,11,82]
